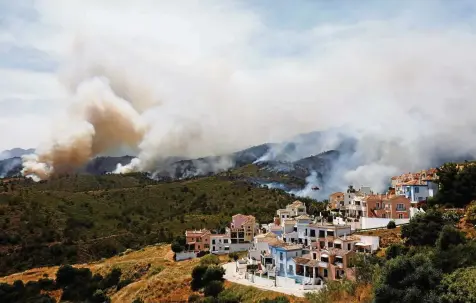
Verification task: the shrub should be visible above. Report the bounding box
[259,296,290,303]
[386,243,408,260]
[387,221,396,229]
[188,294,201,302]
[228,252,239,261]
[200,254,220,266]
[204,280,224,297]
[436,225,467,251]
[191,265,208,290]
[202,265,225,284]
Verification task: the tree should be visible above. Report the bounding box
[466,201,476,225]
[202,265,225,284]
[433,240,476,274]
[386,243,408,260]
[204,280,224,297]
[100,267,121,289]
[191,265,208,291]
[352,253,383,284]
[401,210,446,246]
[200,254,220,266]
[436,225,467,251]
[439,267,476,303]
[91,289,111,303]
[171,241,184,253]
[387,221,396,229]
[374,254,442,303]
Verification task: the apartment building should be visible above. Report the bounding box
[363,194,411,219]
[185,229,211,251]
[329,192,344,210]
[227,214,257,243]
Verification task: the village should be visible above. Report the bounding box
[178,168,439,295]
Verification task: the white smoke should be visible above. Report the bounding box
[290,171,322,199]
[17,1,476,190]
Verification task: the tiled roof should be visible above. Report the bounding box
[289,200,304,207]
[269,241,302,250]
[296,215,311,220]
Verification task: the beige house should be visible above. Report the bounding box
[228,214,257,243]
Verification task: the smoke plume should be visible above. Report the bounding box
[19,1,476,191]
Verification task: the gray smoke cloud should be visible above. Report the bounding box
[20,1,476,192]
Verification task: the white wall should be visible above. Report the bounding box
[175,251,197,261]
[360,217,410,229]
[230,243,251,252]
[358,235,380,251]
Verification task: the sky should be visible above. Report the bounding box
[0,0,474,151]
[4,0,476,190]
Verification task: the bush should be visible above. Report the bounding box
[259,296,290,303]
[436,225,467,251]
[204,280,224,297]
[387,221,396,229]
[200,254,220,266]
[386,243,408,260]
[228,252,239,261]
[91,289,110,303]
[202,265,225,284]
[217,291,241,303]
[401,210,446,246]
[188,294,201,302]
[191,265,208,290]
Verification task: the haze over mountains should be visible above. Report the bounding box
[1,129,472,200]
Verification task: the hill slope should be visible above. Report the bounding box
[0,244,306,303]
[0,172,318,276]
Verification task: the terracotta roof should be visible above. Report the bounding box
[330,192,344,198]
[269,241,302,250]
[296,215,311,220]
[289,200,304,207]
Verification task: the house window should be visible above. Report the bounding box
[288,265,293,274]
[324,269,328,278]
[327,231,334,237]
[224,247,229,251]
[415,187,420,193]
[398,214,403,219]
[280,252,283,261]
[376,202,380,209]
[212,246,215,251]
[335,243,342,249]
[328,242,334,248]
[347,243,351,250]
[224,239,229,244]
[212,239,216,244]
[321,257,329,263]
[205,244,209,248]
[397,203,404,210]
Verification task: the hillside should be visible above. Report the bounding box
[0,244,306,303]
[0,171,319,276]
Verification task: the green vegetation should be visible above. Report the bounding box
[386,220,396,229]
[0,171,307,275]
[433,162,476,207]
[0,265,123,303]
[190,261,226,301]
